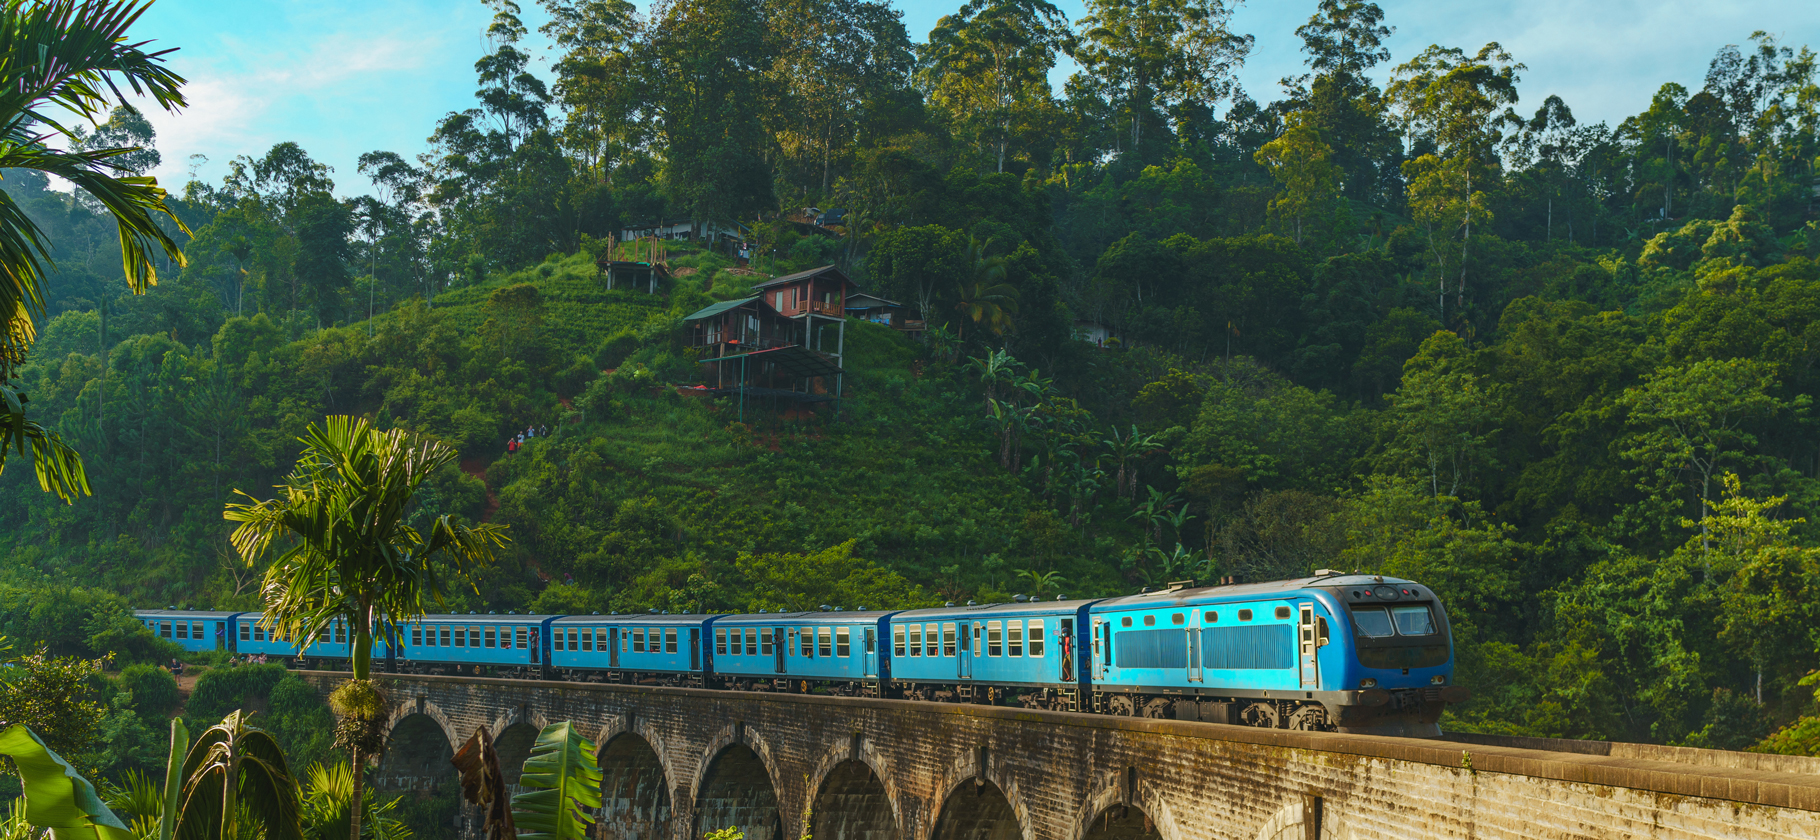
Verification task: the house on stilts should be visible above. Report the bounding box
[682,265,856,416]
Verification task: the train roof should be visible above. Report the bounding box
[1095,574,1416,609]
[549,613,714,625]
[412,614,559,624]
[134,610,243,619]
[896,598,1102,619]
[710,610,897,623]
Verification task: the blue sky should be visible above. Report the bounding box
[123,0,1818,196]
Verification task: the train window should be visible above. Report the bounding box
[567,629,578,651]
[818,627,832,658]
[1171,613,1185,625]
[1028,620,1045,657]
[923,624,937,657]
[893,625,905,657]
[335,623,346,643]
[665,628,677,654]
[175,623,187,640]
[1120,616,1131,628]
[907,625,921,657]
[973,623,983,656]
[716,629,728,655]
[469,627,480,647]
[440,626,451,646]
[1391,606,1436,636]
[411,626,422,646]
[1142,615,1155,627]
[633,630,646,653]
[987,621,1002,657]
[1275,606,1291,620]
[801,628,814,658]
[1008,621,1023,657]
[453,626,466,647]
[161,622,171,638]
[1238,610,1253,622]
[584,629,594,652]
[520,628,530,650]
[257,626,268,642]
[1204,611,1218,623]
[195,623,206,640]
[761,629,774,656]
[746,629,758,655]
[1351,608,1394,638]
[241,624,252,642]
[554,630,565,652]
[864,628,875,654]
[837,627,851,657]
[942,623,957,657]
[483,627,495,648]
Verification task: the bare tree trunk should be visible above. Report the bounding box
[349,744,364,840]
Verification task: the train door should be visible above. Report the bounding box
[774,628,786,674]
[1298,604,1318,689]
[1090,619,1103,679]
[1187,611,1202,683]
[863,628,877,677]
[609,629,620,668]
[690,629,701,671]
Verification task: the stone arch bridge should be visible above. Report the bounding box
[301,672,1820,840]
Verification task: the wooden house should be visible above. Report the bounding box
[682,266,857,412]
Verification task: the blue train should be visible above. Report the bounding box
[134,573,1467,735]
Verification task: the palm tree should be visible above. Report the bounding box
[225,416,508,840]
[1103,427,1163,500]
[951,237,1018,341]
[0,0,189,503]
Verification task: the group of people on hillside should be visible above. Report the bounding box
[505,424,551,455]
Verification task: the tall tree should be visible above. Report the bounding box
[1072,0,1253,156]
[766,0,915,192]
[1387,43,1523,322]
[1282,0,1399,204]
[918,0,1069,173]
[538,0,647,183]
[646,0,774,227]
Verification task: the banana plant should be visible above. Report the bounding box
[0,724,133,840]
[451,727,514,840]
[172,712,302,840]
[509,723,602,840]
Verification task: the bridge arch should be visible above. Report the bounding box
[1068,767,1181,840]
[1250,797,1351,840]
[597,731,674,840]
[690,724,785,840]
[805,734,905,840]
[928,751,1033,840]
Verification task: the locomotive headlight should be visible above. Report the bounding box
[1431,675,1447,685]
[1359,678,1377,688]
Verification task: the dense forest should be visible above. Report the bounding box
[3,0,1820,755]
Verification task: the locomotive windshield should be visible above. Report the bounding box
[1351,605,1437,637]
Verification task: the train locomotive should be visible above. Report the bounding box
[135,572,1467,736]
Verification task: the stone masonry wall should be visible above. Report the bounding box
[302,672,1820,840]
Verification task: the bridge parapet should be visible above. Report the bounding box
[300,672,1820,840]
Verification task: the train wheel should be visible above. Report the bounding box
[1287,704,1331,731]
[1240,701,1282,729]
[1107,695,1136,717]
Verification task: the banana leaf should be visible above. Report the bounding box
[0,724,133,840]
[508,723,602,840]
[451,727,514,840]
[158,719,187,840]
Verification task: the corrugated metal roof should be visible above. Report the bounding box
[751,265,852,291]
[682,296,760,321]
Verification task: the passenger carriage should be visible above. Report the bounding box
[887,599,1098,709]
[136,610,244,653]
[548,613,713,686]
[709,610,893,694]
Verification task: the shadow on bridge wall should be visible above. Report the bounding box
[1080,805,1160,840]
[693,744,781,840]
[932,779,1021,840]
[599,733,673,840]
[811,760,898,840]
